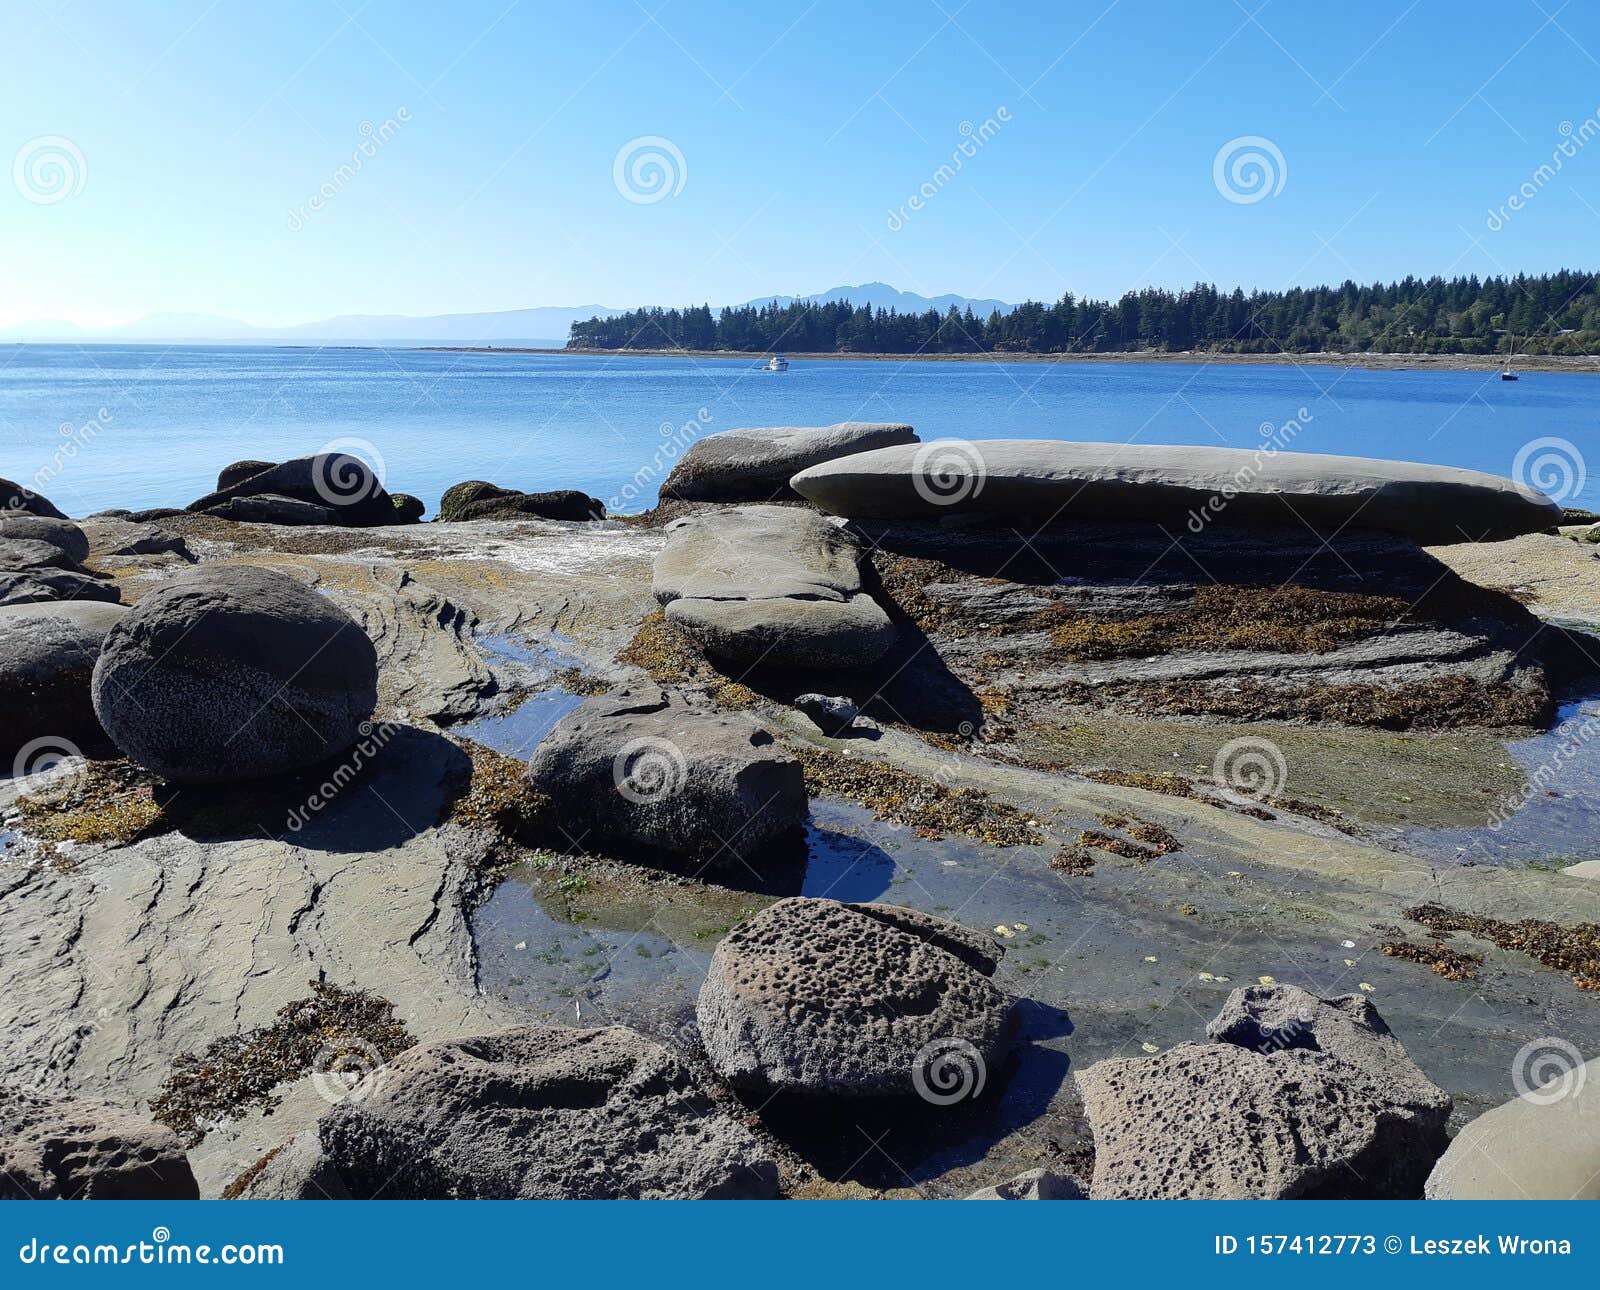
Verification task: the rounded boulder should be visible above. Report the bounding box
[91,565,378,783]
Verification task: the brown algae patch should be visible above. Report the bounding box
[1044,585,1411,660]
[1379,939,1484,981]
[151,980,414,1145]
[616,610,758,709]
[1404,903,1600,991]
[449,739,550,845]
[1050,845,1097,876]
[795,746,1041,845]
[15,760,162,845]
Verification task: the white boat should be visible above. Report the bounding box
[1502,335,1518,381]
[758,354,789,371]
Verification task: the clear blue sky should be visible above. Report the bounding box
[4,0,1600,327]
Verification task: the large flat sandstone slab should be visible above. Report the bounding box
[789,440,1560,543]
[661,422,917,502]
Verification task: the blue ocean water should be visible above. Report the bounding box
[0,343,1594,517]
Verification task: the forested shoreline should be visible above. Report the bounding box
[567,271,1600,356]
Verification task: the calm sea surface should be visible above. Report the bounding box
[1,343,1594,516]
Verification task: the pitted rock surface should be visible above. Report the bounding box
[0,1083,198,1199]
[1076,985,1450,1199]
[697,897,1013,1096]
[308,1025,779,1199]
[91,564,377,783]
[0,600,128,752]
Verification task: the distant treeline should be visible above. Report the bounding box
[566,270,1600,355]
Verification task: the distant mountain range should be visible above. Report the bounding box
[1,284,1014,347]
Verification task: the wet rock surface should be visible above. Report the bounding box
[0,1083,198,1199]
[528,685,807,868]
[697,897,1013,1096]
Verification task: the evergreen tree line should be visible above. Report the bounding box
[566,270,1600,355]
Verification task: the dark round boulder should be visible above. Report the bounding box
[0,538,79,572]
[217,459,277,492]
[390,492,425,523]
[439,480,604,522]
[0,477,68,520]
[0,515,89,565]
[0,601,128,754]
[91,565,378,783]
[187,453,396,528]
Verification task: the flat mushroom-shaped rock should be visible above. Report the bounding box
[660,421,918,502]
[289,1025,778,1199]
[1425,1056,1600,1199]
[696,897,1013,1097]
[91,564,378,783]
[653,505,895,668]
[526,685,806,868]
[0,568,120,607]
[0,1083,198,1200]
[0,600,128,752]
[789,440,1561,544]
[1075,984,1450,1199]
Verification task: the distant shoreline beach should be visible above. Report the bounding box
[425,346,1600,374]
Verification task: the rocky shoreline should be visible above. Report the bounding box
[1,435,1598,1200]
